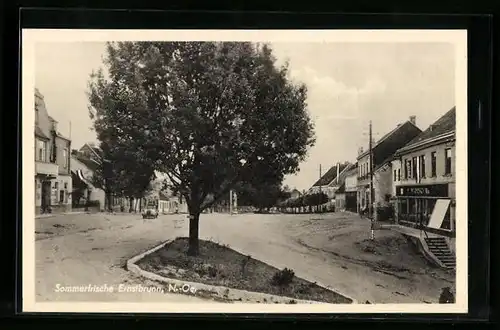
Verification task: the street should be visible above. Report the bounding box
[35,212,454,303]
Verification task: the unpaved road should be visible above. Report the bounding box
[34,212,455,304]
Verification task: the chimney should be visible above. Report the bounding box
[409,115,416,125]
[358,147,364,155]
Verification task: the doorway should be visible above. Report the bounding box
[413,198,436,227]
[41,180,52,213]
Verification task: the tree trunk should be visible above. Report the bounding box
[129,197,134,213]
[106,191,112,212]
[187,211,200,256]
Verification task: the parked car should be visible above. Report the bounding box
[142,207,159,219]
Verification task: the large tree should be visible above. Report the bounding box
[88,41,315,255]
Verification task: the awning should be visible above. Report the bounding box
[73,169,92,186]
[428,199,451,229]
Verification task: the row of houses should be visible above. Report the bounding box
[306,107,456,240]
[34,88,187,216]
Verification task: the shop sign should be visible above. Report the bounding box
[396,184,448,197]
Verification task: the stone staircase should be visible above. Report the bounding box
[424,237,455,269]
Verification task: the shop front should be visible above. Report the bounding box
[395,183,455,235]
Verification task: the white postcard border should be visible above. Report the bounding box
[22,29,468,314]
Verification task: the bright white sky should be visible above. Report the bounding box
[35,41,455,191]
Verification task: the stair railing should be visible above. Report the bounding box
[418,214,430,240]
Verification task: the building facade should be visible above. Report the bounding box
[343,165,358,213]
[71,143,133,212]
[334,183,346,211]
[71,154,106,211]
[35,89,72,215]
[356,117,422,217]
[147,171,188,214]
[392,107,456,241]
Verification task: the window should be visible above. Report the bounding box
[412,157,417,179]
[63,148,68,168]
[51,143,57,163]
[64,182,68,189]
[59,190,65,203]
[393,169,397,181]
[405,159,411,179]
[397,168,401,181]
[54,182,59,190]
[431,152,437,177]
[445,148,452,175]
[419,155,426,179]
[35,105,39,124]
[399,199,408,221]
[37,140,46,162]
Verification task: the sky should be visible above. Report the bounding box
[35,41,455,191]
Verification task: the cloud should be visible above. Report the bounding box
[289,66,387,122]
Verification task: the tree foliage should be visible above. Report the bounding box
[282,192,329,208]
[88,41,315,255]
[234,181,291,212]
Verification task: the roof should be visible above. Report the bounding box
[336,183,346,194]
[343,164,358,177]
[374,156,394,172]
[312,162,351,187]
[73,154,100,172]
[396,107,455,154]
[80,143,103,160]
[357,120,421,160]
[55,132,71,141]
[35,126,50,140]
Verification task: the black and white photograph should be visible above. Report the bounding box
[23,29,467,313]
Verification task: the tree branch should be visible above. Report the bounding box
[200,175,240,211]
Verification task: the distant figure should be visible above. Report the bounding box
[360,205,367,218]
[439,287,455,304]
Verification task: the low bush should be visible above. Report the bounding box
[376,206,394,221]
[86,200,101,208]
[271,268,295,287]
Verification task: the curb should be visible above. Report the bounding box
[127,240,358,305]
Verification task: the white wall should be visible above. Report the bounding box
[345,173,357,192]
[70,156,105,208]
[374,166,392,207]
[390,159,402,196]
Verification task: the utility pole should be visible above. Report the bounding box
[229,189,233,214]
[318,164,322,213]
[369,120,375,220]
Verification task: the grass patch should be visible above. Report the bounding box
[136,237,352,304]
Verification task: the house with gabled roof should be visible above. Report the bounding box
[34,88,73,215]
[70,143,131,212]
[391,107,456,266]
[308,162,355,202]
[356,116,422,216]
